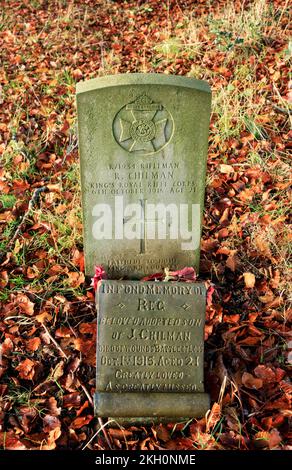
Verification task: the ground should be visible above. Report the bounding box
[0,0,291,450]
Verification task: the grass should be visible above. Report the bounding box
[0,194,16,209]
[4,385,47,417]
[209,0,274,49]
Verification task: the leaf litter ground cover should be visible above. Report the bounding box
[0,0,291,450]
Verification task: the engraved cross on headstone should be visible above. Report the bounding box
[77,73,211,278]
[123,199,172,254]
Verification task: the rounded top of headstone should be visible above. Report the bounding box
[76,73,211,95]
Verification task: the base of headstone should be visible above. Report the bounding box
[94,392,210,424]
[95,280,209,422]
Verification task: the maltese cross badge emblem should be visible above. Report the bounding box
[113,94,174,156]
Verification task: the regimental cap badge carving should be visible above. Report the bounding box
[113,94,174,156]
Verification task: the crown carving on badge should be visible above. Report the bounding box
[126,94,162,112]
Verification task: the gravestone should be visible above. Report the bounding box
[95,280,209,421]
[76,73,211,422]
[76,74,211,279]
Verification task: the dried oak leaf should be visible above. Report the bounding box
[139,437,150,450]
[79,322,96,335]
[15,294,35,316]
[42,428,62,450]
[26,265,40,279]
[72,68,83,80]
[242,372,263,390]
[0,337,14,356]
[18,406,38,434]
[164,437,195,450]
[219,431,247,449]
[264,395,290,411]
[55,326,72,338]
[71,415,93,429]
[33,380,56,396]
[255,235,272,259]
[224,407,241,432]
[63,392,82,409]
[72,249,84,271]
[51,361,65,381]
[155,424,171,443]
[206,285,215,306]
[254,365,277,383]
[254,429,282,449]
[206,402,221,433]
[219,164,234,174]
[226,254,238,272]
[238,188,254,203]
[46,397,61,416]
[237,336,262,346]
[35,311,52,324]
[279,380,292,399]
[73,338,95,366]
[0,357,8,378]
[201,238,219,253]
[66,356,81,375]
[243,272,256,288]
[43,414,61,433]
[67,271,85,288]
[0,431,27,450]
[15,358,36,380]
[25,337,41,352]
[108,428,133,440]
[0,271,8,288]
[75,400,90,417]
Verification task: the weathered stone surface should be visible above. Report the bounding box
[76,74,211,278]
[95,280,209,419]
[95,392,210,419]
